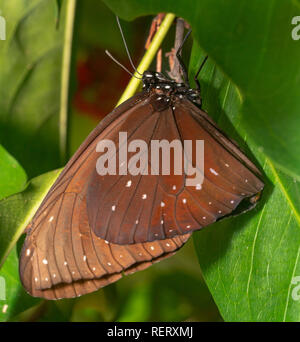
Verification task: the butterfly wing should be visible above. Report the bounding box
[88,95,264,244]
[19,92,192,299]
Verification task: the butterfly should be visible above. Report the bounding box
[19,23,264,300]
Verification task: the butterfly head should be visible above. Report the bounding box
[142,70,201,106]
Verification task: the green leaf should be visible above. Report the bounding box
[102,0,300,180]
[0,169,62,268]
[0,246,40,322]
[0,145,32,322]
[0,144,27,200]
[0,0,75,177]
[194,134,300,321]
[188,42,300,321]
[0,169,61,321]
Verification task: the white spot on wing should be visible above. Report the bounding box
[42,259,48,265]
[209,168,219,176]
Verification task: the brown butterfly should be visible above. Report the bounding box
[19,28,264,300]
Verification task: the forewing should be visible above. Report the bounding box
[88,95,264,245]
[88,96,187,244]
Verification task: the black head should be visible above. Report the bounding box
[142,71,201,106]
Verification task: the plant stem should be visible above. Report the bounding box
[116,13,176,107]
[59,0,77,164]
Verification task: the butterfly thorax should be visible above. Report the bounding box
[142,71,201,108]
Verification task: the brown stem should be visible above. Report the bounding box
[145,13,165,72]
[166,18,186,82]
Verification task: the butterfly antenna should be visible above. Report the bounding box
[176,29,192,87]
[105,50,142,79]
[116,16,143,76]
[194,55,208,90]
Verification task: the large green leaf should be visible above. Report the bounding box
[194,165,300,322]
[102,0,300,181]
[188,42,300,321]
[0,0,74,177]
